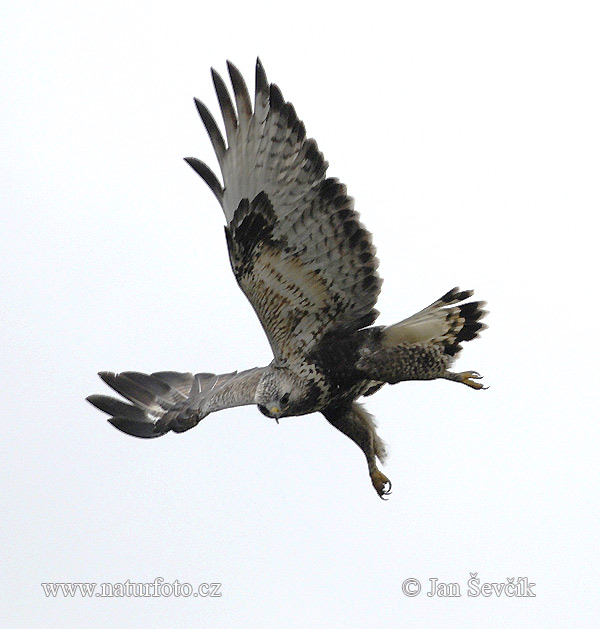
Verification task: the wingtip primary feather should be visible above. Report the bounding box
[255,58,269,115]
[86,393,106,412]
[255,57,267,88]
[211,67,238,145]
[184,157,224,203]
[193,97,226,163]
[269,83,284,110]
[108,417,162,439]
[98,371,115,386]
[86,393,133,417]
[227,60,253,123]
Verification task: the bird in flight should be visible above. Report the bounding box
[87,59,488,498]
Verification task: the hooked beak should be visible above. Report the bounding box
[270,406,281,423]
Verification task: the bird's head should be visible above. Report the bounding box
[255,368,308,421]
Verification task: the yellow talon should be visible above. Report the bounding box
[460,371,487,389]
[371,469,392,499]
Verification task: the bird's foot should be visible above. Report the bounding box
[456,371,488,390]
[371,469,392,499]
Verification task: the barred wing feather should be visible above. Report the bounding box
[87,367,265,438]
[186,60,382,363]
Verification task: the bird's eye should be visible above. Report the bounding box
[281,392,290,405]
[257,405,270,417]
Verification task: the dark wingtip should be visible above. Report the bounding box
[226,59,239,76]
[98,371,115,384]
[86,394,104,409]
[193,97,226,163]
[269,83,284,111]
[211,66,238,142]
[183,157,224,203]
[227,60,253,122]
[255,57,268,93]
[108,418,163,439]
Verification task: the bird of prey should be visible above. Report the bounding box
[87,59,488,498]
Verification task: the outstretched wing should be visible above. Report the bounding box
[87,367,265,438]
[186,60,381,364]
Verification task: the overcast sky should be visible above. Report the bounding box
[2,1,599,627]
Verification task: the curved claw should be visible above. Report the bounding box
[460,371,488,390]
[371,469,392,499]
[379,480,392,500]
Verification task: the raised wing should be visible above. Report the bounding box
[186,60,382,364]
[87,367,265,438]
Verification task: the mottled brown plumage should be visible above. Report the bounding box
[87,60,488,498]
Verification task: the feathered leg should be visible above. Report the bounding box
[323,402,391,498]
[357,343,487,389]
[358,288,488,389]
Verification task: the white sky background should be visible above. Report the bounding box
[2,1,598,626]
